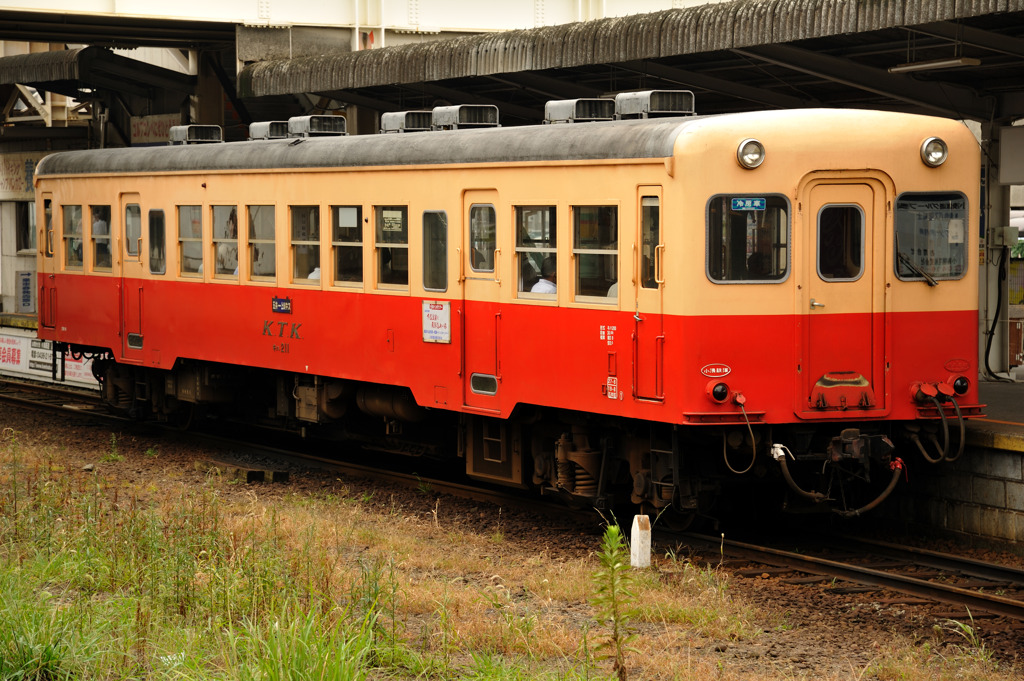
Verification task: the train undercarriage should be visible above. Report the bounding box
[77,348,963,523]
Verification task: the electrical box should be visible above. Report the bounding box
[991,225,1020,246]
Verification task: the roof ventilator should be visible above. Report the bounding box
[380,111,432,133]
[288,115,348,137]
[249,121,289,140]
[168,125,223,145]
[614,90,695,119]
[431,104,499,130]
[543,98,615,124]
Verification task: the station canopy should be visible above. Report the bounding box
[3,1,1024,126]
[238,0,1024,125]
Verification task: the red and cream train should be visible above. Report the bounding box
[35,93,982,518]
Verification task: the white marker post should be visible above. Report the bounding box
[630,514,651,568]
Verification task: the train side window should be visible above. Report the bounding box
[515,206,556,296]
[818,205,863,281]
[641,197,659,288]
[573,205,617,301]
[149,210,166,275]
[43,198,53,258]
[423,211,448,292]
[62,205,83,270]
[291,205,320,283]
[178,205,203,276]
[249,205,276,280]
[894,192,967,281]
[376,206,409,287]
[212,205,238,278]
[125,204,142,257]
[706,195,789,283]
[331,205,362,285]
[90,205,112,271]
[469,204,496,272]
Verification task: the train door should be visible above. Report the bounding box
[634,188,664,400]
[38,193,57,330]
[461,189,501,411]
[119,193,145,362]
[800,177,888,415]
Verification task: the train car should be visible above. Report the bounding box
[34,93,982,520]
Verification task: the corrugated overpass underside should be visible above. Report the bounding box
[239,1,1024,124]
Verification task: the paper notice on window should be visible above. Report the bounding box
[948,219,964,244]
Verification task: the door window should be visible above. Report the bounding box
[817,205,864,281]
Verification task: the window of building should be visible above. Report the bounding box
[125,204,142,257]
[91,205,111,271]
[212,205,238,278]
[641,197,660,289]
[707,195,789,283]
[573,205,617,300]
[249,205,276,280]
[63,205,83,270]
[15,201,36,253]
[376,206,408,287]
[470,204,496,272]
[423,211,447,292]
[894,192,967,282]
[178,205,203,276]
[149,210,166,275]
[291,206,320,282]
[515,206,556,296]
[332,205,362,285]
[818,205,863,281]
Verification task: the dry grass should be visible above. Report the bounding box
[0,422,1020,680]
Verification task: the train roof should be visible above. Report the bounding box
[36,115,706,177]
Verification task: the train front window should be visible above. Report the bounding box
[90,205,111,271]
[707,195,789,283]
[62,205,83,270]
[125,204,142,257]
[178,205,203,276]
[894,192,967,282]
[332,206,362,285]
[291,205,320,283]
[818,205,863,281]
[212,205,238,278]
[573,205,617,301]
[470,204,496,272]
[248,205,276,280]
[376,206,408,287]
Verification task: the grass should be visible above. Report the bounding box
[0,424,1018,680]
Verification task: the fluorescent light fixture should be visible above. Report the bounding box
[888,56,980,73]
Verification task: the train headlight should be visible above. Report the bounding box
[737,139,765,169]
[920,137,948,167]
[707,381,730,403]
[952,376,970,395]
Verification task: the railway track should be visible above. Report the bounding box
[682,532,1024,621]
[0,377,574,520]
[7,376,1024,623]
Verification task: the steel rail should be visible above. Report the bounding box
[685,532,1024,621]
[831,535,1024,587]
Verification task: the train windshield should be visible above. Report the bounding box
[706,195,789,283]
[894,192,967,283]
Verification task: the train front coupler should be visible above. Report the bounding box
[771,429,904,517]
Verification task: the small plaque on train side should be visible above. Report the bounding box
[272,297,293,314]
[731,198,766,211]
